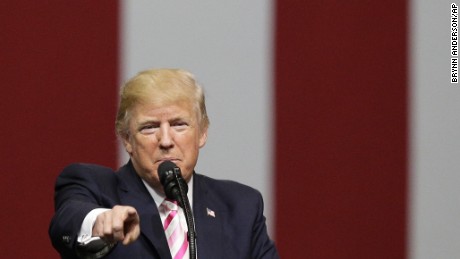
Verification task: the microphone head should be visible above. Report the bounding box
[158,160,188,201]
[158,160,177,185]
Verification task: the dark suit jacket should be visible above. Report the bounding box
[49,162,279,259]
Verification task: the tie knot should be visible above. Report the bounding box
[162,199,178,211]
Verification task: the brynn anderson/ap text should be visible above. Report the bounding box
[452,3,458,83]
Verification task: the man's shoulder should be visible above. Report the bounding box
[59,163,116,181]
[64,162,114,172]
[194,173,262,200]
[55,163,120,196]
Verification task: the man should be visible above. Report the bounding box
[49,69,279,258]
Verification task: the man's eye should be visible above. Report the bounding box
[139,125,158,134]
[172,122,188,129]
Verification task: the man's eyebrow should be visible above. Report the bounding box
[136,116,190,125]
[136,119,159,126]
[169,117,189,122]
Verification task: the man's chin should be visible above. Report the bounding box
[136,171,162,188]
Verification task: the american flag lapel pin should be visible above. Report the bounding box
[206,208,216,218]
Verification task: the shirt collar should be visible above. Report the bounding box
[142,174,194,210]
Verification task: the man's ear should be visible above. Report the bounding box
[122,133,133,154]
[199,127,208,148]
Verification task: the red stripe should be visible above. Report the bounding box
[274,1,408,258]
[1,1,119,257]
[174,235,189,259]
[164,210,178,230]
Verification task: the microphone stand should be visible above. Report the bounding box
[173,167,197,259]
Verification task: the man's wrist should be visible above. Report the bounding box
[77,208,110,243]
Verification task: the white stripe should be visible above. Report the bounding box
[170,232,187,257]
[164,215,181,240]
[120,0,275,237]
[409,0,460,258]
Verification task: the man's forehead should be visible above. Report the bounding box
[135,98,193,111]
[131,102,195,122]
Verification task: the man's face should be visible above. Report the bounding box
[122,99,208,190]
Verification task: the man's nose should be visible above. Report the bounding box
[158,124,174,149]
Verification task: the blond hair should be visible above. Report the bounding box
[115,69,209,137]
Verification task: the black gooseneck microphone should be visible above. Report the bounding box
[158,160,196,259]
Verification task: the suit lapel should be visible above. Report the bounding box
[115,165,226,258]
[193,174,225,259]
[117,163,172,259]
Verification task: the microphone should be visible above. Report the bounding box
[158,160,197,259]
[158,160,188,204]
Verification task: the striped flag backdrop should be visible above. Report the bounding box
[1,1,459,258]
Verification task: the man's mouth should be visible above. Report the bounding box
[156,157,179,164]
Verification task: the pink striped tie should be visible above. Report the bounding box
[162,199,189,259]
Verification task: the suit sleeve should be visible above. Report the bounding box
[48,163,116,258]
[250,191,280,259]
